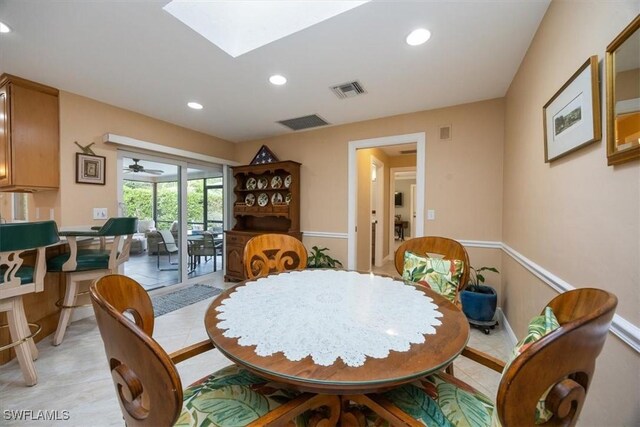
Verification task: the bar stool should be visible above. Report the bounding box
[0,220,59,386]
[47,217,137,346]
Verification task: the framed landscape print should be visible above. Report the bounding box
[543,56,601,162]
[76,153,106,185]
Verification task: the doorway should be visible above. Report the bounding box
[370,156,384,267]
[347,132,426,271]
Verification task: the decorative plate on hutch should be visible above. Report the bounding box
[285,192,292,204]
[284,174,292,188]
[271,193,283,204]
[257,177,268,189]
[245,193,256,206]
[257,193,269,207]
[246,178,256,190]
[271,175,283,189]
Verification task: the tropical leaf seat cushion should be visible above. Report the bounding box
[402,251,464,303]
[363,307,560,427]
[364,372,495,427]
[177,365,308,427]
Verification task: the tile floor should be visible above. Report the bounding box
[124,251,223,291]
[1,268,510,426]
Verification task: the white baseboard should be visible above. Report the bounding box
[497,307,517,347]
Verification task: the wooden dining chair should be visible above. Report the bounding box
[0,221,59,386]
[395,236,470,287]
[90,274,340,426]
[358,288,617,427]
[243,233,308,280]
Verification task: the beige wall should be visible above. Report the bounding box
[32,91,236,227]
[235,98,505,271]
[502,1,640,425]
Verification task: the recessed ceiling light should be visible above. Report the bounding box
[406,28,431,46]
[269,75,287,85]
[187,102,203,110]
[0,22,11,33]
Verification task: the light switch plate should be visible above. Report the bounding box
[93,208,108,220]
[427,209,435,220]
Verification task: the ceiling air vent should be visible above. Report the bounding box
[277,114,329,131]
[330,80,366,99]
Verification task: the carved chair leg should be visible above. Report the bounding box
[53,274,79,346]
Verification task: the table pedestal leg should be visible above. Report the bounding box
[341,394,423,427]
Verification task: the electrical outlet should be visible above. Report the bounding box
[427,209,435,220]
[93,208,108,220]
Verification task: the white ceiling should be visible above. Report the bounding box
[0,0,549,142]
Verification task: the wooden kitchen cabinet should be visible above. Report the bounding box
[0,74,59,192]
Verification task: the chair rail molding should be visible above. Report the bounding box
[501,242,640,354]
[302,231,349,239]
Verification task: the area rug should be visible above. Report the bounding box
[151,284,222,317]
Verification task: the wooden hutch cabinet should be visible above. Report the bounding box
[225,160,301,282]
[0,74,60,192]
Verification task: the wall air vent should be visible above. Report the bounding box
[277,114,329,131]
[330,80,366,99]
[439,125,452,141]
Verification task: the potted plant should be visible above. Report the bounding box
[460,266,499,324]
[307,246,343,269]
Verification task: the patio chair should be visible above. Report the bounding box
[156,229,179,271]
[0,221,59,385]
[90,274,340,426]
[189,231,223,272]
[244,233,307,279]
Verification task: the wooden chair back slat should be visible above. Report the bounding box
[394,236,470,289]
[497,288,617,427]
[90,274,182,426]
[244,234,308,280]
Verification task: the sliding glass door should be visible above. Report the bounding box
[117,151,224,290]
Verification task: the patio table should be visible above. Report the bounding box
[204,269,469,422]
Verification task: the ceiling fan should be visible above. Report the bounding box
[124,159,164,175]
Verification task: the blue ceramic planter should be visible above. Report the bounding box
[461,285,497,321]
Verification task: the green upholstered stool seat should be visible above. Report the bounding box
[47,249,113,272]
[177,365,306,427]
[0,220,60,386]
[364,372,495,427]
[0,266,35,284]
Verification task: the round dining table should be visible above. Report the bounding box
[204,269,469,396]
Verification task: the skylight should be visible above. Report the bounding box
[163,0,371,58]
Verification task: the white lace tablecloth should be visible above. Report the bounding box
[216,270,443,367]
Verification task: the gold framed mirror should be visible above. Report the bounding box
[606,15,640,166]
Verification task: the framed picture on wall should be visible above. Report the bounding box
[543,55,601,162]
[76,153,106,185]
